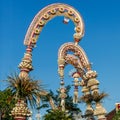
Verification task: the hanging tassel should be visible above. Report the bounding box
[73,86,78,104]
[61,98,65,111]
[59,87,67,111]
[73,78,79,104]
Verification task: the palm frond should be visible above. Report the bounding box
[93,92,108,102]
[80,94,93,104]
[6,73,46,108]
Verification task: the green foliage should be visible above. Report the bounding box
[0,89,16,120]
[80,92,108,104]
[42,85,81,119]
[6,73,45,108]
[112,110,120,120]
[43,109,72,120]
[41,85,81,113]
[93,92,108,102]
[0,73,46,119]
[64,86,81,113]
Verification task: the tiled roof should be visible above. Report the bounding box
[106,109,116,120]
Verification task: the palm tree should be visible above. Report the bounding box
[6,73,45,120]
[43,109,72,120]
[42,85,81,119]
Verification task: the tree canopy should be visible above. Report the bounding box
[0,89,15,120]
[42,85,82,119]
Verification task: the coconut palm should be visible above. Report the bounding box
[6,73,47,120]
[6,73,45,108]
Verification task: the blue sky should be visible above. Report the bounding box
[0,0,120,116]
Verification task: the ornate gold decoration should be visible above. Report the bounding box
[86,70,100,95]
[58,7,65,13]
[94,102,107,120]
[17,3,107,119]
[72,72,80,103]
[34,28,40,35]
[24,3,84,46]
[19,72,29,79]
[68,10,74,16]
[19,56,33,70]
[38,20,45,26]
[18,46,33,78]
[58,42,90,68]
[59,88,67,111]
[86,70,97,79]
[50,8,56,14]
[65,54,83,69]
[87,78,99,92]
[58,58,65,66]
[74,17,80,23]
[11,99,31,119]
[43,13,50,20]
[58,58,65,79]
[81,86,90,95]
[85,103,94,116]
